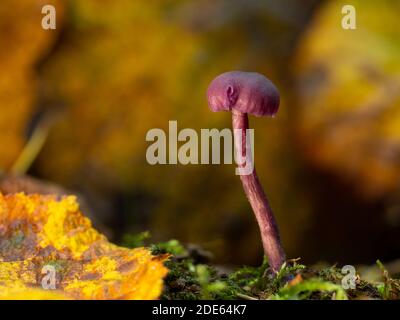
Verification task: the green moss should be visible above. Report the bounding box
[121,232,399,300]
[121,231,151,248]
[270,279,347,300]
[376,260,400,299]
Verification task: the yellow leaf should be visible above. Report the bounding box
[0,193,168,300]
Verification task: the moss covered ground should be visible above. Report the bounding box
[122,232,400,300]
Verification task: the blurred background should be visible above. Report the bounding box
[0,0,399,267]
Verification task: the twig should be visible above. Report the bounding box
[236,293,259,300]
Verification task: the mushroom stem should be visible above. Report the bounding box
[232,111,286,272]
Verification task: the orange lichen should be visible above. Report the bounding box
[0,193,168,300]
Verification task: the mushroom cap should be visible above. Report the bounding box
[207,71,280,117]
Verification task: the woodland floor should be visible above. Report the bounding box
[122,232,400,300]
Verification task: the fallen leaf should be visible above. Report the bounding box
[0,193,168,299]
[288,274,303,287]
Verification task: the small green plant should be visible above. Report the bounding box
[195,264,226,299]
[270,279,347,300]
[151,239,187,256]
[376,260,400,300]
[122,231,151,248]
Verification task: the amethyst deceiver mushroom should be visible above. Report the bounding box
[207,71,286,272]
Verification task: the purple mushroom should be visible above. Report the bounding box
[207,71,286,272]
